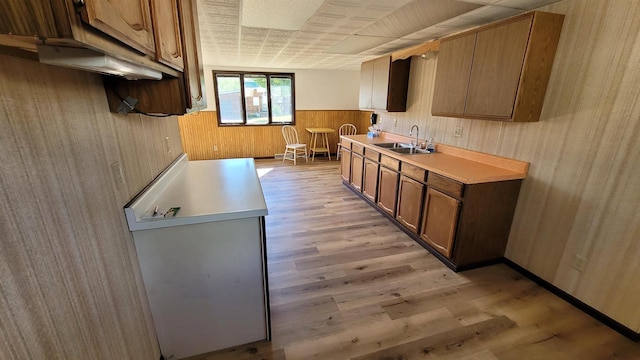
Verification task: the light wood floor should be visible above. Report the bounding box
[187,159,640,360]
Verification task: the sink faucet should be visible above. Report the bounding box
[409,125,419,148]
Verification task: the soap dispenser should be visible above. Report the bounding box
[426,138,435,153]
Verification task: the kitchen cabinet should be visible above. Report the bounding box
[0,0,206,115]
[150,0,184,70]
[359,60,374,109]
[178,0,207,112]
[341,136,527,271]
[79,0,156,55]
[359,56,411,112]
[432,11,564,122]
[420,188,460,257]
[431,33,476,117]
[362,159,379,202]
[377,165,399,217]
[396,175,425,234]
[340,148,352,183]
[350,152,364,192]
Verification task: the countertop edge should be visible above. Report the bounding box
[342,134,528,184]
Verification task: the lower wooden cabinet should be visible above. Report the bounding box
[340,148,352,182]
[396,175,425,234]
[377,166,399,216]
[341,141,523,271]
[350,153,364,191]
[362,159,379,202]
[419,188,460,257]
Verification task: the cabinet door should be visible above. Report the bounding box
[465,16,533,118]
[359,60,374,109]
[151,0,184,70]
[362,159,379,202]
[396,175,425,234]
[371,56,391,110]
[340,148,352,183]
[350,153,364,191]
[420,188,460,258]
[80,0,156,55]
[377,166,399,217]
[432,33,476,116]
[178,0,206,111]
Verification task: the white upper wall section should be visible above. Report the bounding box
[203,65,360,111]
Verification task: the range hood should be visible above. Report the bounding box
[37,45,162,80]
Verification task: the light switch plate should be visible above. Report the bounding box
[110,162,124,191]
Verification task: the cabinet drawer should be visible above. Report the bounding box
[380,155,400,171]
[341,139,352,150]
[352,143,365,155]
[401,163,427,182]
[364,148,380,161]
[428,173,464,198]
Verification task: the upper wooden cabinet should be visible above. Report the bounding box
[150,0,184,71]
[431,33,476,116]
[432,11,564,122]
[0,0,206,115]
[359,56,411,112]
[79,0,156,55]
[359,60,374,110]
[178,0,207,112]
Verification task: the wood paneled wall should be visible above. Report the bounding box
[0,55,183,359]
[178,110,372,160]
[378,0,640,332]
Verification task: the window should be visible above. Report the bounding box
[213,71,295,125]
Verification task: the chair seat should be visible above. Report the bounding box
[286,144,307,149]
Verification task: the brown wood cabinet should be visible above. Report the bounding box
[0,0,206,115]
[150,0,184,70]
[340,140,524,271]
[79,0,156,55]
[350,153,364,192]
[377,166,399,217]
[178,0,206,112]
[362,158,379,202]
[340,148,352,183]
[359,60,374,110]
[359,56,411,112]
[432,11,564,122]
[431,33,476,117]
[396,175,425,234]
[420,188,460,257]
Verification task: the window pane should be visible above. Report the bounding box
[216,75,244,124]
[244,75,269,125]
[270,76,293,124]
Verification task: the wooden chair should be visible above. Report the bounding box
[336,124,357,160]
[281,125,308,165]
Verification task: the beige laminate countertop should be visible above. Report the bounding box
[343,134,529,184]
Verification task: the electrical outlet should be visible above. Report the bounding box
[165,136,172,154]
[110,162,124,191]
[572,254,587,272]
[393,118,397,127]
[454,126,463,137]
[213,145,218,152]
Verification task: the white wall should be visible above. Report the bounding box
[203,65,360,111]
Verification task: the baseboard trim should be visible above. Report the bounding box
[503,258,640,342]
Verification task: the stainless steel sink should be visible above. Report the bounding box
[372,142,413,149]
[373,142,432,155]
[387,147,432,155]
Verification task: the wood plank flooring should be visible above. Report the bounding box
[186,160,640,360]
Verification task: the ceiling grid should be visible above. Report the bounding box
[197,0,562,70]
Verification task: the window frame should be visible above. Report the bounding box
[213,70,296,126]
